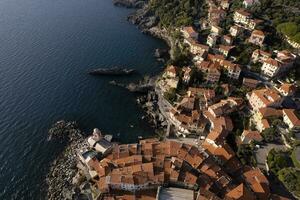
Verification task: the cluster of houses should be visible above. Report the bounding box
[156,0,299,139]
[79,131,286,200]
[247,86,300,133]
[75,0,300,199]
[182,0,298,82]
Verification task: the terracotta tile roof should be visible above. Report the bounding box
[184,171,198,185]
[183,26,197,35]
[198,61,211,70]
[242,130,263,142]
[214,143,235,161]
[223,34,232,41]
[207,54,225,63]
[276,50,296,62]
[214,116,234,132]
[165,65,178,75]
[253,49,271,57]
[243,78,259,88]
[243,168,270,199]
[225,183,256,200]
[251,30,265,37]
[264,58,281,67]
[236,9,251,16]
[197,188,222,200]
[206,129,229,143]
[261,119,270,129]
[187,87,216,101]
[251,88,281,107]
[283,109,300,126]
[170,169,180,182]
[258,107,282,118]
[219,45,235,52]
[279,83,297,94]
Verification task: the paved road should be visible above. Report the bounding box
[255,143,287,170]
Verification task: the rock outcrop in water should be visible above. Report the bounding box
[46,121,91,200]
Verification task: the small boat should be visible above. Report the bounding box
[88,67,136,76]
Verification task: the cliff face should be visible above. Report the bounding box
[126,4,177,60]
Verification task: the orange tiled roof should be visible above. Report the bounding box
[243,168,270,199]
[225,183,255,200]
[251,30,265,37]
[251,88,281,107]
[283,109,300,126]
[264,58,281,67]
[258,107,282,118]
[236,9,251,16]
[242,130,263,142]
[183,26,197,35]
[279,83,296,94]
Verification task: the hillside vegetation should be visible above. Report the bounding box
[277,22,300,43]
[149,0,206,27]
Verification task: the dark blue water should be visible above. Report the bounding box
[0,0,166,199]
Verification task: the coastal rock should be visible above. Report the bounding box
[109,76,156,93]
[46,121,89,200]
[47,120,82,142]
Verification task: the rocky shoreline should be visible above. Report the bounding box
[46,121,90,200]
[45,1,173,199]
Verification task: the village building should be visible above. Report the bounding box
[277,83,297,96]
[243,168,270,200]
[220,0,230,10]
[251,49,271,63]
[218,45,235,57]
[229,25,242,37]
[282,109,300,130]
[275,50,297,68]
[247,88,282,112]
[200,18,210,30]
[243,78,260,89]
[208,97,244,118]
[220,83,233,96]
[240,130,263,144]
[207,33,219,47]
[233,10,262,30]
[249,30,265,46]
[182,66,192,84]
[222,60,241,79]
[181,26,199,40]
[169,97,207,135]
[211,25,223,35]
[187,87,216,108]
[252,107,282,132]
[184,37,210,56]
[222,35,233,45]
[225,183,256,200]
[197,61,221,84]
[87,128,113,155]
[233,9,251,26]
[163,65,177,78]
[208,8,226,26]
[243,0,260,8]
[261,58,281,78]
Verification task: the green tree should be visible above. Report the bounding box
[164,88,177,103]
[261,127,278,142]
[237,144,257,166]
[267,149,292,174]
[278,167,300,196]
